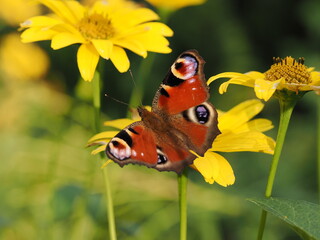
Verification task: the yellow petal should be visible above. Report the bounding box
[113,38,147,58]
[91,39,113,59]
[146,0,206,10]
[101,160,113,169]
[207,72,255,86]
[38,0,85,25]
[212,153,235,187]
[218,99,264,132]
[212,132,275,154]
[87,131,120,145]
[246,71,265,79]
[110,46,130,73]
[20,27,58,42]
[113,8,159,28]
[103,118,135,129]
[233,118,274,133]
[51,32,84,49]
[115,22,172,54]
[254,78,281,101]
[77,43,99,81]
[20,16,62,28]
[139,22,174,37]
[130,30,171,54]
[192,152,219,184]
[91,145,107,155]
[193,152,235,186]
[309,71,320,85]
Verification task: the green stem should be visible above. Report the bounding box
[127,53,156,112]
[318,97,320,204]
[178,168,189,240]
[102,167,117,240]
[265,99,297,197]
[92,73,101,132]
[92,72,117,240]
[257,96,298,240]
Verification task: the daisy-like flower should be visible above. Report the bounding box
[208,57,320,101]
[146,0,206,11]
[20,0,173,81]
[88,100,275,187]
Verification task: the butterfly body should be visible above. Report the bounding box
[106,50,220,174]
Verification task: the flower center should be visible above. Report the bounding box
[78,13,115,40]
[264,56,311,84]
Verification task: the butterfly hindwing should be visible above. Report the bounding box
[168,101,220,155]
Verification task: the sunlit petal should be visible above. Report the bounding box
[193,152,235,186]
[213,153,235,187]
[20,27,58,42]
[51,32,85,49]
[131,32,172,53]
[91,39,113,59]
[137,22,174,37]
[213,132,275,154]
[146,0,206,10]
[87,131,120,145]
[91,145,107,155]
[246,71,265,79]
[218,99,264,132]
[20,16,62,28]
[234,119,274,133]
[192,152,219,184]
[254,78,282,101]
[103,118,135,129]
[38,0,84,24]
[77,43,99,81]
[207,72,254,85]
[113,8,159,28]
[110,46,130,73]
[113,38,147,58]
[101,160,113,169]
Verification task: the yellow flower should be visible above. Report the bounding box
[88,100,275,187]
[146,0,206,11]
[20,0,173,81]
[208,57,320,101]
[0,33,49,81]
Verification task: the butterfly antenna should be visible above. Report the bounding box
[129,69,143,106]
[104,93,130,107]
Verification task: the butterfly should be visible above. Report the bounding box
[106,50,220,174]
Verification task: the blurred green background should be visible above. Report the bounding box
[0,0,319,239]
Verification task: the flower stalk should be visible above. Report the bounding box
[92,72,117,240]
[128,53,156,112]
[178,168,189,240]
[257,90,303,240]
[318,97,320,204]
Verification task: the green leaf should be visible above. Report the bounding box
[248,197,320,240]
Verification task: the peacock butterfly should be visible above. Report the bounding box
[106,50,220,174]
